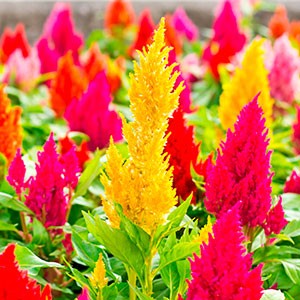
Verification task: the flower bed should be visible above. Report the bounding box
[0,1,299,299]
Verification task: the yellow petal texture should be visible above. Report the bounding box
[193,216,213,246]
[90,253,108,289]
[101,18,184,235]
[219,38,274,131]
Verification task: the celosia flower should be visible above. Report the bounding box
[219,39,274,131]
[65,71,122,151]
[7,148,26,195]
[90,253,108,289]
[0,23,30,63]
[292,106,300,154]
[78,287,90,300]
[165,14,183,56]
[289,21,300,47]
[268,5,289,39]
[49,51,87,117]
[0,85,22,164]
[206,96,273,228]
[19,133,80,228]
[202,0,246,80]
[164,108,201,203]
[267,34,300,104]
[104,0,135,34]
[59,135,90,170]
[186,205,263,300]
[36,2,83,74]
[263,198,288,235]
[0,244,52,299]
[193,216,213,245]
[101,19,183,234]
[171,7,199,42]
[129,9,155,57]
[284,170,300,193]
[3,48,41,92]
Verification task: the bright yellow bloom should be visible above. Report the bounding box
[90,253,108,289]
[219,38,274,131]
[193,216,213,246]
[0,85,22,164]
[101,18,184,235]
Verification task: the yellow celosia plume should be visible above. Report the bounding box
[90,253,108,289]
[0,85,22,164]
[218,38,274,131]
[101,18,184,235]
[193,216,213,246]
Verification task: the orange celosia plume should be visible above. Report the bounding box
[49,51,87,117]
[0,85,22,164]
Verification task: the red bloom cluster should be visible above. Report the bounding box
[202,0,246,80]
[7,133,80,229]
[0,244,52,299]
[186,205,263,300]
[284,170,300,194]
[205,96,287,234]
[65,71,122,151]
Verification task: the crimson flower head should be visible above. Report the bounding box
[36,2,83,74]
[65,71,122,151]
[186,204,263,300]
[284,170,300,194]
[0,23,30,63]
[0,244,52,300]
[165,108,204,204]
[171,7,199,42]
[129,9,155,57]
[205,95,273,228]
[8,133,80,229]
[202,0,246,80]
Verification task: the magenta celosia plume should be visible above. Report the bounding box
[292,106,300,154]
[0,244,52,299]
[267,34,300,104]
[205,95,273,228]
[7,133,80,229]
[186,205,263,300]
[284,170,300,194]
[64,71,122,151]
[202,0,246,80]
[36,2,83,74]
[171,7,199,41]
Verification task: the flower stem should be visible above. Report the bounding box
[20,212,30,243]
[128,268,137,300]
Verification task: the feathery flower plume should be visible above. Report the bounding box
[101,18,183,234]
[171,7,199,42]
[129,9,155,57]
[36,2,83,74]
[292,106,300,154]
[268,5,289,39]
[8,133,80,229]
[90,253,108,290]
[104,0,135,34]
[0,23,30,63]
[219,39,274,131]
[206,96,273,228]
[202,0,246,80]
[50,51,87,117]
[193,216,213,245]
[78,287,90,300]
[0,85,22,164]
[284,170,300,194]
[267,34,300,104]
[186,205,263,300]
[65,71,122,151]
[0,244,52,299]
[164,14,183,56]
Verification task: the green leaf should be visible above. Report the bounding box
[261,289,285,300]
[74,150,103,198]
[0,192,33,214]
[15,244,63,274]
[0,220,18,232]
[282,193,300,221]
[284,220,300,237]
[31,218,50,246]
[83,212,145,280]
[281,259,300,284]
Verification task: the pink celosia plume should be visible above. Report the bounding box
[186,204,263,300]
[64,71,122,151]
[284,170,300,194]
